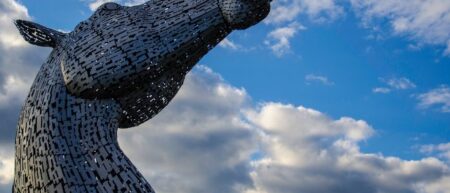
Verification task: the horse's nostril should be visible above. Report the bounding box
[219,0,271,30]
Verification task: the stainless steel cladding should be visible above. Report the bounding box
[12,0,270,192]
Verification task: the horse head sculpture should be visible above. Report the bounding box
[13,0,270,192]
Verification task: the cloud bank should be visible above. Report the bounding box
[0,0,50,143]
[118,67,450,193]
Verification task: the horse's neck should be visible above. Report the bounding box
[14,51,154,192]
[18,50,121,150]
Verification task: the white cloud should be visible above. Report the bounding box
[0,75,30,107]
[421,143,450,161]
[118,66,255,193]
[301,0,344,22]
[445,40,450,56]
[0,0,50,142]
[245,103,450,193]
[0,3,42,185]
[265,0,450,55]
[0,145,14,186]
[87,0,115,11]
[262,0,343,57]
[385,77,417,90]
[373,87,391,94]
[305,74,334,86]
[219,38,240,50]
[415,176,450,193]
[373,77,416,94]
[417,85,450,113]
[350,0,450,55]
[0,0,48,94]
[265,22,306,57]
[264,1,302,24]
[0,0,29,47]
[122,0,147,6]
[265,0,344,24]
[246,103,374,143]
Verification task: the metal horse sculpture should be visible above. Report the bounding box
[13,0,270,192]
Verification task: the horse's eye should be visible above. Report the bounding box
[104,2,120,10]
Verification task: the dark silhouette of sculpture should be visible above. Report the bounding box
[13,0,270,192]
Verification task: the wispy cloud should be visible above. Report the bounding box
[373,77,416,94]
[421,142,450,161]
[265,0,450,56]
[385,77,417,90]
[265,22,306,57]
[219,38,240,50]
[264,0,344,24]
[373,87,391,94]
[305,74,335,86]
[350,0,450,56]
[446,40,450,56]
[264,0,302,24]
[417,85,450,113]
[262,0,343,57]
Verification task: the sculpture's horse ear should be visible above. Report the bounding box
[14,20,66,48]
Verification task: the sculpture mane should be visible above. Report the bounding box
[13,0,270,192]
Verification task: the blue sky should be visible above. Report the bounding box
[206,13,450,159]
[1,0,450,192]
